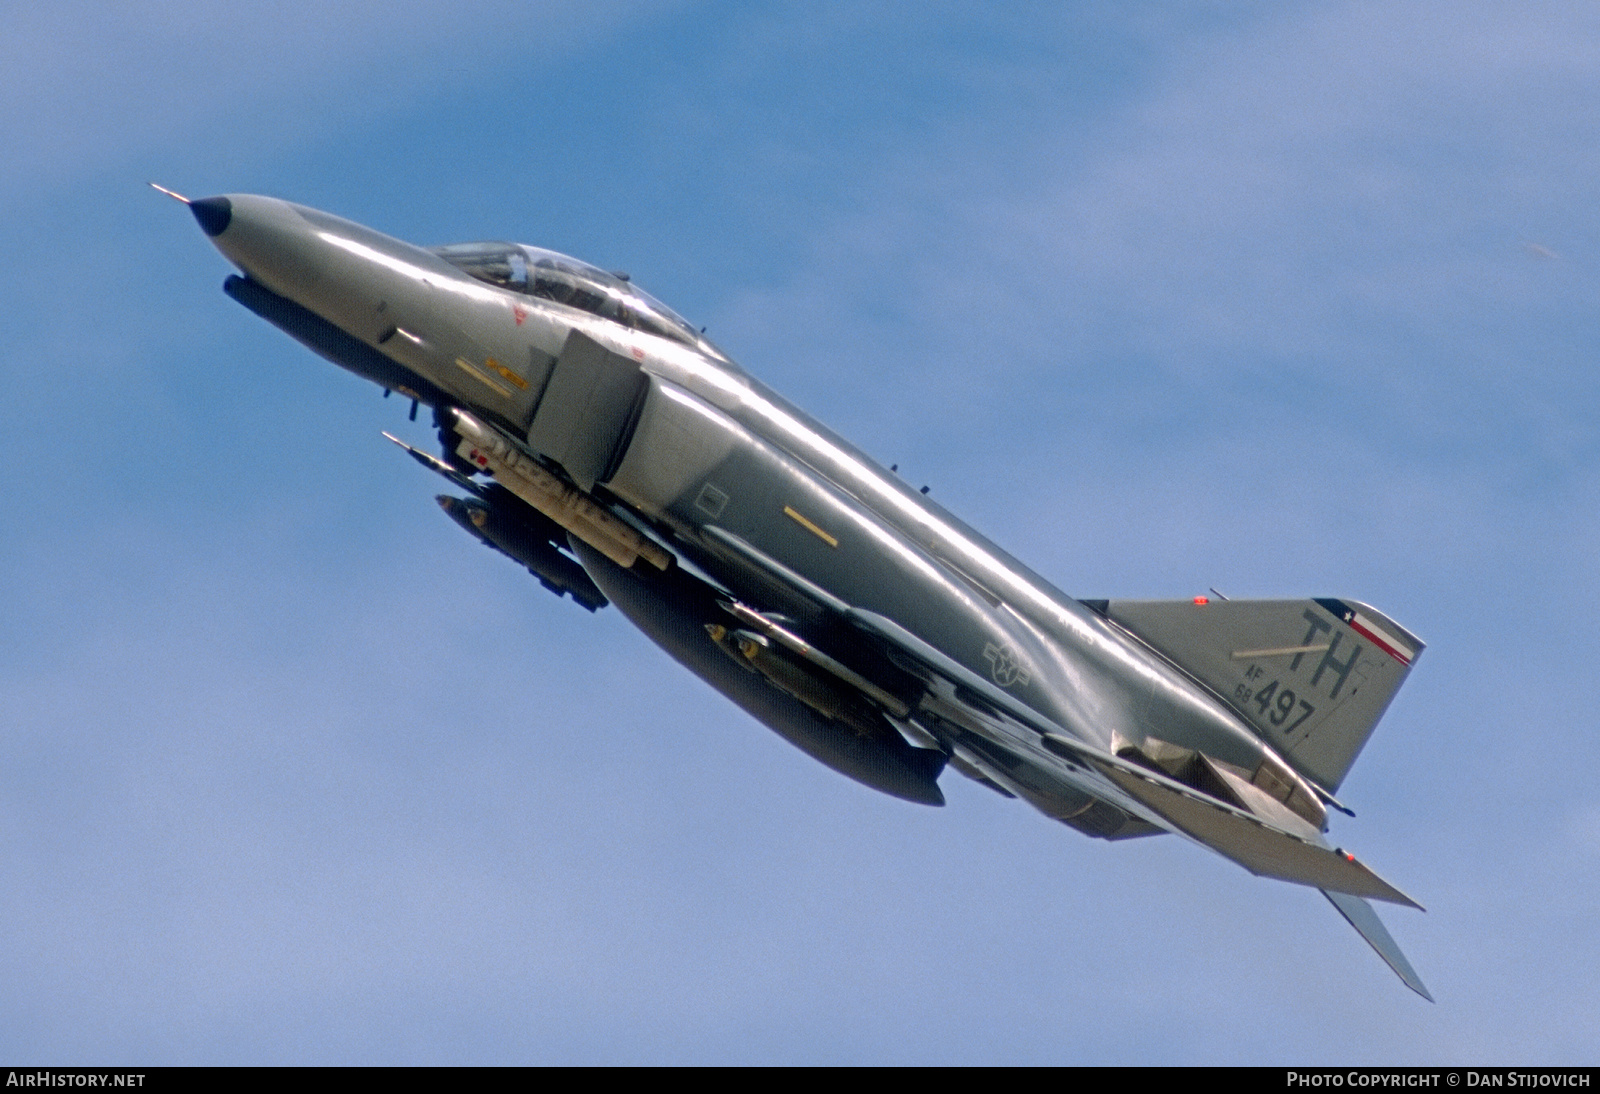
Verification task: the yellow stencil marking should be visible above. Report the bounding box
[455,357,512,397]
[783,505,838,548]
[486,357,528,390]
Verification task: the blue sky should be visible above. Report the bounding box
[2,0,1597,1064]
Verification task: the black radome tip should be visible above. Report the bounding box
[189,195,232,237]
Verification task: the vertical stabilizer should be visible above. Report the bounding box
[1093,598,1423,791]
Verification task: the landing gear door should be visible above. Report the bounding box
[525,328,647,492]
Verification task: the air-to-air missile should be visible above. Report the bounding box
[162,185,1432,999]
[382,429,607,611]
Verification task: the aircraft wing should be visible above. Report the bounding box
[852,604,1435,998]
[700,523,1417,903]
[692,524,1430,995]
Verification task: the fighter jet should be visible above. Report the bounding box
[160,186,1432,999]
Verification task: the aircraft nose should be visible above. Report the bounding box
[188,195,232,237]
[188,193,331,304]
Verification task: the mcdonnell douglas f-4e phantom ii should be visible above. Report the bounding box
[161,185,1431,999]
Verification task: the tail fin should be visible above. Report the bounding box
[1323,889,1433,1001]
[1089,598,1423,792]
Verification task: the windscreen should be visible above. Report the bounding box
[432,242,714,354]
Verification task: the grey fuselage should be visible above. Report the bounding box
[196,193,1293,823]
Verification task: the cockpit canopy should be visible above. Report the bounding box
[432,242,715,355]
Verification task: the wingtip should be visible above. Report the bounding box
[1333,848,1425,911]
